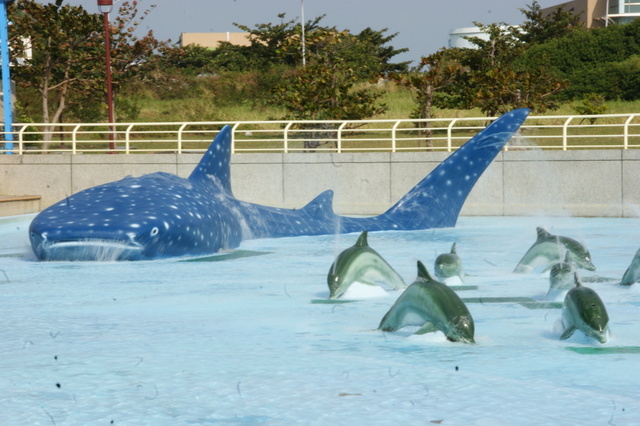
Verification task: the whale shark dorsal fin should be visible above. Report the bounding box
[188,125,233,193]
[300,190,335,219]
[355,231,369,247]
[450,242,457,254]
[536,227,552,241]
[417,260,436,282]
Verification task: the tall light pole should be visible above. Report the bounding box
[97,0,115,151]
[300,0,306,67]
[0,0,13,154]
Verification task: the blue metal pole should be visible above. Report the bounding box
[0,0,13,154]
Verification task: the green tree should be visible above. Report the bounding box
[270,29,387,150]
[9,0,164,130]
[390,49,464,145]
[518,0,584,45]
[9,0,102,139]
[449,22,567,115]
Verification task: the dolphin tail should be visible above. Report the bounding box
[379,109,530,229]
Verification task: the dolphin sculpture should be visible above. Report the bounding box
[546,252,576,300]
[514,227,595,273]
[29,108,529,261]
[327,231,405,299]
[620,248,640,286]
[560,273,610,343]
[378,261,475,343]
[434,242,464,282]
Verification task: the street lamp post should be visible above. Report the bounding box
[300,0,306,67]
[0,0,13,154]
[97,0,115,151]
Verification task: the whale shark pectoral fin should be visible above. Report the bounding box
[560,326,576,340]
[414,322,438,335]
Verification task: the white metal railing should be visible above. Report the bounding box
[2,113,640,154]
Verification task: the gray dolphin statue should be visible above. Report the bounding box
[434,242,464,282]
[560,273,610,344]
[378,261,475,343]
[514,227,595,273]
[327,231,406,299]
[620,248,640,286]
[547,252,576,300]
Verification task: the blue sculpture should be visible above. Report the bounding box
[29,109,529,261]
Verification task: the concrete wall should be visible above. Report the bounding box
[1,150,640,217]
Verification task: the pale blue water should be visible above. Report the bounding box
[1,214,640,425]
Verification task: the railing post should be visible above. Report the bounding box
[17,125,26,155]
[283,122,293,153]
[623,114,635,149]
[337,122,347,153]
[447,119,457,152]
[72,124,81,154]
[177,123,188,154]
[231,123,241,154]
[391,121,401,152]
[562,116,573,151]
[125,124,135,154]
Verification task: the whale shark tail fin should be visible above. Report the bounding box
[189,125,233,194]
[380,109,530,229]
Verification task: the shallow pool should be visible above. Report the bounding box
[1,214,639,425]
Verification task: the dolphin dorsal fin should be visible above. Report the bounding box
[355,231,369,247]
[417,260,436,282]
[451,242,457,254]
[189,126,233,194]
[573,272,582,288]
[536,227,552,241]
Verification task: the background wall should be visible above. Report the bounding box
[2,150,640,217]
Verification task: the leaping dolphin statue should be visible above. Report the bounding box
[514,227,595,273]
[560,273,610,344]
[620,248,640,286]
[378,261,475,343]
[434,242,464,282]
[29,109,529,261]
[327,231,405,299]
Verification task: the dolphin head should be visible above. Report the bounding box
[29,173,239,261]
[560,236,596,271]
[447,313,475,344]
[434,242,463,280]
[579,295,610,343]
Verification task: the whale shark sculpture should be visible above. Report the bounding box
[327,231,406,299]
[514,227,595,273]
[29,109,529,261]
[378,261,475,343]
[560,273,610,343]
[434,242,464,282]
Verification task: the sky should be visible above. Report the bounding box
[48,0,564,64]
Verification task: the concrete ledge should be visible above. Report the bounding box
[0,195,42,217]
[2,149,640,217]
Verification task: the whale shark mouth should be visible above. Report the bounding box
[40,239,143,261]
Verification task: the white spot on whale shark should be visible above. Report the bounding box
[28,109,530,261]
